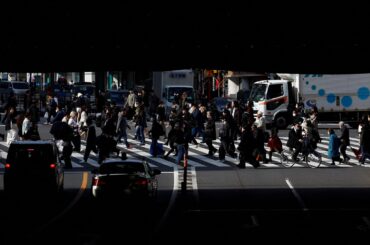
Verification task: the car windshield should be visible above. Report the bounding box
[12,82,29,89]
[100,162,145,174]
[249,83,267,102]
[168,87,194,102]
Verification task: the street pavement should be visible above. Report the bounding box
[0,120,370,244]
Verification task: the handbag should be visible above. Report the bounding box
[44,111,49,118]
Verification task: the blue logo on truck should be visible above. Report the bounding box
[327,94,336,103]
[318,89,325,96]
[358,87,370,100]
[341,96,352,108]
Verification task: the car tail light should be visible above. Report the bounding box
[92,178,106,186]
[50,163,56,169]
[135,179,148,186]
[5,163,11,169]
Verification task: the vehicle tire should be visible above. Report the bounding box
[274,113,288,129]
[280,149,295,168]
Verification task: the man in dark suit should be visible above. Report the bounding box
[286,121,303,162]
[51,105,65,124]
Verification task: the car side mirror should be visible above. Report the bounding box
[152,169,161,176]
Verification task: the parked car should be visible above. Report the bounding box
[0,81,30,95]
[91,159,161,200]
[4,141,64,195]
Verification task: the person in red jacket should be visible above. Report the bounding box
[267,127,283,162]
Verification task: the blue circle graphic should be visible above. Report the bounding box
[341,96,352,108]
[327,93,336,103]
[358,87,370,100]
[311,85,316,90]
[318,89,325,96]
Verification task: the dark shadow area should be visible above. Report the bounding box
[154,187,370,245]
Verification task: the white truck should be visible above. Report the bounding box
[249,74,370,128]
[152,69,195,114]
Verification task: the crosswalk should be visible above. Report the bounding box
[0,135,369,170]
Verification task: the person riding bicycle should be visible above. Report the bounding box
[286,120,303,162]
[301,121,322,161]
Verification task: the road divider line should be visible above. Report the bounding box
[285,178,308,212]
[191,166,199,205]
[154,165,178,234]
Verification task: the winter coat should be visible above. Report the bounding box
[328,133,340,158]
[204,119,216,141]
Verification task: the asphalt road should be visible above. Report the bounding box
[0,119,369,244]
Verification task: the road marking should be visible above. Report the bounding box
[251,215,259,226]
[285,178,308,212]
[153,137,230,167]
[37,171,89,232]
[154,165,178,233]
[191,166,199,204]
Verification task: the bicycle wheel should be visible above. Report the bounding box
[280,150,295,168]
[306,152,322,168]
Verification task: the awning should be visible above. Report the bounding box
[224,71,266,78]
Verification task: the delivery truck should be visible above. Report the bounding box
[152,69,195,115]
[249,74,370,128]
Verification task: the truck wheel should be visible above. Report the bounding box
[274,114,288,129]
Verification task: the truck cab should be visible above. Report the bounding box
[249,80,295,129]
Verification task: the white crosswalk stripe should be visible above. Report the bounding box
[0,135,369,170]
[153,138,230,168]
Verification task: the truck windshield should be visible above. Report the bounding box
[249,83,267,102]
[168,87,194,102]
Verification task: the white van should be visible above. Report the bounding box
[9,81,30,95]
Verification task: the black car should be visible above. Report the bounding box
[106,89,129,108]
[4,141,64,195]
[91,159,161,200]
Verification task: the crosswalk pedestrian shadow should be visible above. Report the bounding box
[0,136,369,171]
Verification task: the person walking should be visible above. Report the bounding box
[328,128,342,165]
[83,117,97,163]
[338,121,350,163]
[116,109,131,148]
[204,111,217,156]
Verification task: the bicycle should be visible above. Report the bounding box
[280,136,322,168]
